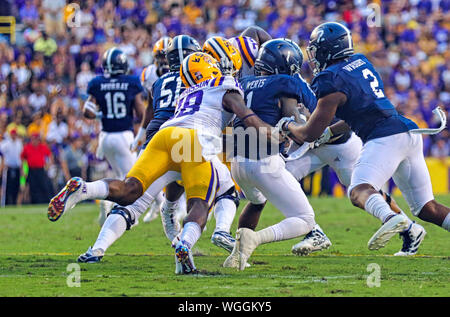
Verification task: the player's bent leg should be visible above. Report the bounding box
[349,183,409,250]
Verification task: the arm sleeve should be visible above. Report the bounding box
[311,71,349,99]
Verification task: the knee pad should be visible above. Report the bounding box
[108,205,135,230]
[215,186,240,208]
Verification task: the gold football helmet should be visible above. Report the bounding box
[180,52,222,87]
[202,37,242,76]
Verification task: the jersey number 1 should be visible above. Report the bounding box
[105,92,127,119]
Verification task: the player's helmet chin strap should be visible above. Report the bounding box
[409,107,447,135]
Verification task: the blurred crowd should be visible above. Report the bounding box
[0,0,448,205]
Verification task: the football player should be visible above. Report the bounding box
[279,22,450,254]
[223,39,317,270]
[71,47,144,226]
[47,52,275,274]
[283,72,424,256]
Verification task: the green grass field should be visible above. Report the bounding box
[0,195,449,297]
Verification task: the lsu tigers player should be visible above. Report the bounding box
[47,52,275,274]
[57,47,144,225]
[280,22,450,253]
[133,35,201,224]
[223,39,317,270]
[71,35,201,263]
[132,36,172,222]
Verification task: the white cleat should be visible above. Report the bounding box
[161,209,181,242]
[394,222,426,256]
[223,231,251,269]
[237,228,259,271]
[292,224,332,256]
[48,177,85,222]
[368,214,409,250]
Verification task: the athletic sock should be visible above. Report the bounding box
[92,214,127,252]
[85,180,109,200]
[127,189,154,219]
[442,213,450,232]
[213,198,236,233]
[365,193,401,223]
[256,217,311,244]
[179,222,202,249]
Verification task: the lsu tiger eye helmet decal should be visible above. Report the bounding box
[180,52,222,87]
[202,37,242,76]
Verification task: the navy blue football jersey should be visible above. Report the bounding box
[234,74,313,158]
[311,53,418,143]
[237,74,316,127]
[151,71,185,120]
[87,74,143,132]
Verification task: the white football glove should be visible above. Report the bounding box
[313,126,333,148]
[218,58,234,76]
[130,127,146,152]
[276,116,296,135]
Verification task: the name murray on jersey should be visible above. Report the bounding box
[100,82,130,90]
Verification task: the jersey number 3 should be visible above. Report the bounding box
[362,68,385,98]
[105,92,127,119]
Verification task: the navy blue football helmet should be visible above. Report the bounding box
[102,47,129,76]
[306,22,354,75]
[254,38,303,76]
[166,35,201,71]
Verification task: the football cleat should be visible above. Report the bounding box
[394,222,426,256]
[291,224,332,256]
[77,247,104,263]
[368,214,409,250]
[161,208,181,242]
[211,231,236,253]
[48,177,84,222]
[174,240,197,274]
[236,228,259,271]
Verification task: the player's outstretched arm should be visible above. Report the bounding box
[240,26,272,46]
[222,90,274,139]
[284,92,346,143]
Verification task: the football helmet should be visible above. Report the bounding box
[102,47,128,76]
[203,37,242,77]
[180,52,221,87]
[153,36,172,75]
[166,35,201,71]
[254,38,303,76]
[306,22,354,75]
